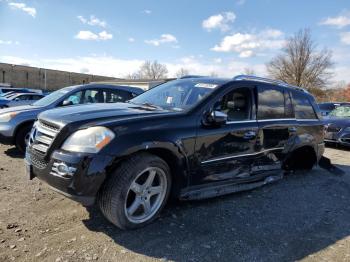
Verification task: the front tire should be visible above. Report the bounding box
[15,124,33,154]
[98,153,171,230]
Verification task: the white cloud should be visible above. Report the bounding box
[320,14,350,28]
[8,2,36,17]
[75,30,113,41]
[202,12,236,32]
[211,29,285,57]
[236,0,246,5]
[0,40,12,45]
[145,34,178,46]
[77,15,106,27]
[128,37,135,42]
[0,40,20,45]
[98,31,113,40]
[239,50,254,58]
[142,9,152,15]
[340,32,350,44]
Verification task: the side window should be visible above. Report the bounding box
[292,92,317,119]
[106,89,132,103]
[257,86,285,119]
[82,89,105,104]
[18,95,28,101]
[215,87,252,121]
[284,90,294,118]
[61,91,83,106]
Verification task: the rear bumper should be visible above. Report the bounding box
[26,148,113,206]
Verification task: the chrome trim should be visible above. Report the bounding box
[226,120,257,124]
[201,147,285,164]
[257,118,296,122]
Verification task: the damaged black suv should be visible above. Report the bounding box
[25,75,325,229]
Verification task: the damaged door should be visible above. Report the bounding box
[192,85,258,186]
[253,84,296,174]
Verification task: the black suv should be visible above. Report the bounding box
[25,75,324,229]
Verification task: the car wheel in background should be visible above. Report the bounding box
[98,153,171,230]
[15,124,33,154]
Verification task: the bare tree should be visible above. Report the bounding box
[209,71,218,77]
[243,68,256,75]
[137,60,168,80]
[266,29,333,89]
[175,68,190,78]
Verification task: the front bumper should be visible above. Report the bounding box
[26,148,113,206]
[325,130,350,147]
[0,123,15,144]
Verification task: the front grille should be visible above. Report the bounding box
[30,120,61,155]
[27,151,47,169]
[326,125,342,133]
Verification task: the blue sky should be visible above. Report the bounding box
[1,0,350,83]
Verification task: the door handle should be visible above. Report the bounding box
[288,127,297,133]
[243,130,256,140]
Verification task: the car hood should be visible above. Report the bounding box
[324,117,350,128]
[39,102,177,127]
[0,104,44,114]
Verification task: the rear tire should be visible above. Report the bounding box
[15,124,33,154]
[98,153,171,230]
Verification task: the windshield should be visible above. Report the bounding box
[32,88,72,106]
[329,106,350,118]
[129,79,222,111]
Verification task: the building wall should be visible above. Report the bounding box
[0,63,117,91]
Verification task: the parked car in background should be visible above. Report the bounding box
[0,87,43,96]
[324,105,350,147]
[318,102,350,116]
[0,83,143,153]
[0,93,45,109]
[25,75,324,230]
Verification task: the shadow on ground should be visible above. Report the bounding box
[82,164,350,262]
[4,147,24,159]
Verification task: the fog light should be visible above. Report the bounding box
[57,163,69,175]
[52,162,77,178]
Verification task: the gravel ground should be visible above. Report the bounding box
[0,144,350,262]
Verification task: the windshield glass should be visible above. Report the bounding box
[129,79,223,111]
[329,106,350,118]
[32,88,72,106]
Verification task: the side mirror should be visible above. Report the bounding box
[211,110,227,124]
[204,110,227,126]
[14,98,20,101]
[62,100,73,107]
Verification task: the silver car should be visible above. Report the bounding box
[0,83,143,153]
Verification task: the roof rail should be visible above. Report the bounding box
[178,75,206,79]
[232,75,308,93]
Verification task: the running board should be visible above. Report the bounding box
[180,174,283,201]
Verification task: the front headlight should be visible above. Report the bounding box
[0,112,18,122]
[61,126,115,153]
[344,127,350,132]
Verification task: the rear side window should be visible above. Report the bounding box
[292,92,317,119]
[106,89,132,103]
[257,86,285,119]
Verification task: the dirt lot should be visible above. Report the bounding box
[0,144,350,262]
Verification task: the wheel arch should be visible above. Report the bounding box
[14,120,35,139]
[283,144,317,171]
[105,143,189,200]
